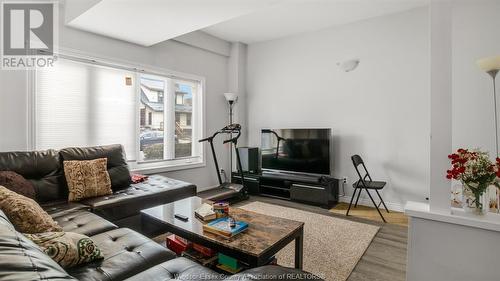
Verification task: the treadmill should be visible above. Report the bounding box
[198,124,248,202]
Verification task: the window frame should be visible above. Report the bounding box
[28,49,206,174]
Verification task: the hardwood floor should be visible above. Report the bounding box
[232,196,408,281]
[330,202,408,227]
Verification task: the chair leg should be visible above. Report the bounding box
[365,188,387,223]
[346,188,358,216]
[354,188,362,207]
[376,190,390,213]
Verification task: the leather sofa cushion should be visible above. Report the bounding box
[59,144,132,191]
[0,210,77,281]
[51,209,118,237]
[0,149,65,202]
[67,228,176,281]
[125,258,324,281]
[125,257,222,281]
[226,266,324,281]
[42,201,90,215]
[83,175,196,221]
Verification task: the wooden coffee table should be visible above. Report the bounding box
[141,196,304,269]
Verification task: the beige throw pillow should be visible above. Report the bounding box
[64,158,112,202]
[0,185,62,233]
[25,231,104,268]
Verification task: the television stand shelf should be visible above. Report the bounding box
[232,171,339,208]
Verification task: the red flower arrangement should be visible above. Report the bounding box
[446,148,500,211]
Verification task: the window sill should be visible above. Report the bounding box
[130,160,206,175]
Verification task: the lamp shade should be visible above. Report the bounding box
[477,56,500,72]
[224,92,238,102]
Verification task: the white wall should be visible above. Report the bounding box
[452,1,500,155]
[246,8,430,209]
[0,3,232,190]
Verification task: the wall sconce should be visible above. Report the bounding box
[337,59,360,72]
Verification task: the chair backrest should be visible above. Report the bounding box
[351,154,372,187]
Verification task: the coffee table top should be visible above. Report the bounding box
[141,196,304,257]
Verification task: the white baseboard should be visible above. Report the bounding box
[338,195,405,212]
[198,185,405,212]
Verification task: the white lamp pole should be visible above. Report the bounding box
[477,55,500,213]
[224,93,238,177]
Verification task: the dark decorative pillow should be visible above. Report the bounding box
[0,171,36,199]
[0,185,62,233]
[25,231,104,268]
[63,158,113,202]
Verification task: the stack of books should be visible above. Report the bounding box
[217,253,244,274]
[202,217,249,238]
[193,243,216,257]
[166,235,190,255]
[215,254,277,274]
[194,203,216,221]
[181,242,218,267]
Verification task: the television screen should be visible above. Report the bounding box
[261,128,331,175]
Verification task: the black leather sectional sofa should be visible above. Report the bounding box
[0,144,197,234]
[0,145,321,281]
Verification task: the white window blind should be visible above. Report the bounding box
[35,59,137,159]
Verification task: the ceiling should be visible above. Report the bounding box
[203,0,428,44]
[65,0,280,46]
[65,0,428,46]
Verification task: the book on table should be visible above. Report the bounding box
[216,253,246,274]
[194,203,216,221]
[166,234,190,255]
[202,217,249,238]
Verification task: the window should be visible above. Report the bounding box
[148,112,153,126]
[174,81,195,158]
[140,108,146,126]
[175,93,184,105]
[34,56,204,171]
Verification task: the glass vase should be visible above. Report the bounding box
[462,184,488,215]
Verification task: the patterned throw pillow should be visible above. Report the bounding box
[0,185,62,233]
[0,171,36,199]
[63,158,113,202]
[25,232,104,268]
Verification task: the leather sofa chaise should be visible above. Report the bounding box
[0,145,322,281]
[0,144,196,234]
[0,209,320,281]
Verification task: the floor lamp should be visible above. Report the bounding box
[224,92,238,176]
[477,55,500,212]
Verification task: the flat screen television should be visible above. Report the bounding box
[261,128,331,175]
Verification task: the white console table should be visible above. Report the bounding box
[405,201,500,281]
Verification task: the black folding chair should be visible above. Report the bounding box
[346,155,389,222]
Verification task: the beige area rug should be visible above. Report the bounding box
[239,201,379,281]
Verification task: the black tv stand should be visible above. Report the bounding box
[232,171,339,208]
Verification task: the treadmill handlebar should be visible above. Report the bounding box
[198,136,213,143]
[198,123,242,143]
